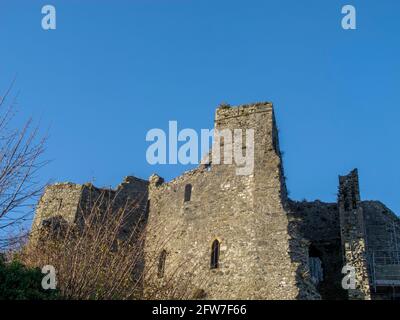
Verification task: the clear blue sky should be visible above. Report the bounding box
[0,0,399,214]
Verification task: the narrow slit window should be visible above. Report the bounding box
[157,250,167,278]
[184,184,192,202]
[210,240,220,269]
[57,199,63,211]
[343,192,350,211]
[351,185,357,209]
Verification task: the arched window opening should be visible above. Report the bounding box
[157,250,167,278]
[308,245,323,285]
[210,240,220,269]
[184,184,192,202]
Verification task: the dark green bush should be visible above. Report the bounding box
[0,259,60,300]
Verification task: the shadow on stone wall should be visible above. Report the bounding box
[286,200,348,300]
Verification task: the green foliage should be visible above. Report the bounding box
[0,259,60,300]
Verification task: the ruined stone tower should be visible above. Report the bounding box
[31,176,148,240]
[144,102,318,299]
[338,169,371,299]
[32,102,400,300]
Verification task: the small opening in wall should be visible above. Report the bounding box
[205,162,212,172]
[184,184,192,202]
[343,192,350,211]
[272,126,279,155]
[157,250,167,278]
[309,245,323,286]
[210,239,220,269]
[351,185,357,209]
[57,199,63,211]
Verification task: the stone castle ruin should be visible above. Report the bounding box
[32,102,400,300]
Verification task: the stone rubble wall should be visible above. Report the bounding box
[362,201,400,255]
[362,201,400,299]
[338,169,371,300]
[32,177,148,241]
[144,103,319,299]
[31,183,84,239]
[288,200,346,300]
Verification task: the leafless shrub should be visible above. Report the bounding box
[20,191,205,300]
[0,80,47,249]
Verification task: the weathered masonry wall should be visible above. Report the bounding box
[32,183,84,238]
[363,201,400,258]
[144,103,319,299]
[288,200,347,300]
[338,169,371,300]
[32,177,148,240]
[362,201,400,299]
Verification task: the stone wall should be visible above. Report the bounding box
[31,183,84,239]
[144,102,319,299]
[32,177,148,241]
[338,169,371,300]
[362,201,400,299]
[288,200,346,299]
[363,201,400,255]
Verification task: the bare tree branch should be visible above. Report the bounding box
[0,81,48,247]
